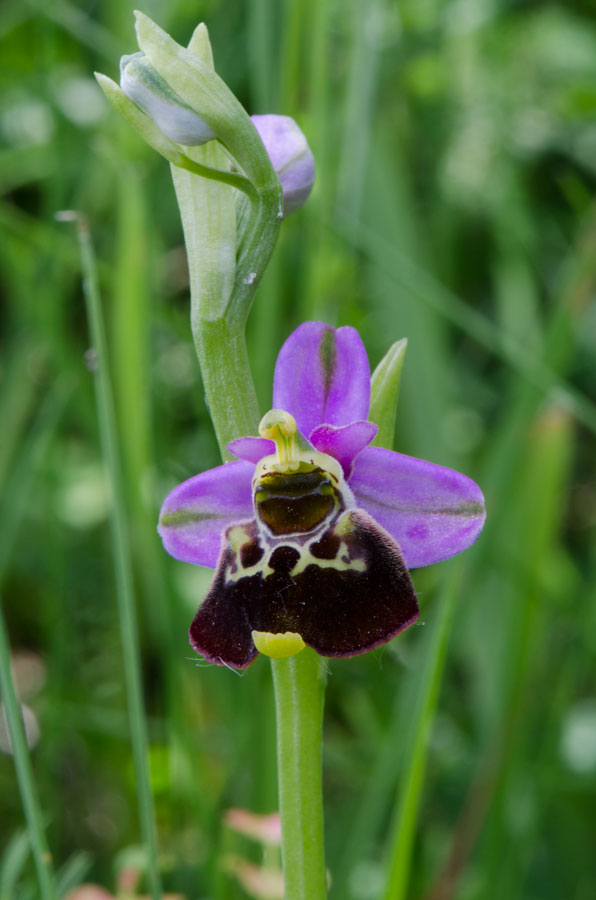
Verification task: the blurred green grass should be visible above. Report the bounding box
[1,1,595,898]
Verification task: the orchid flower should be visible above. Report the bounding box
[159,322,485,669]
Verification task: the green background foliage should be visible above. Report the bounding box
[1,1,595,898]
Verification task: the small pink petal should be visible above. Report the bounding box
[310,420,377,478]
[63,887,115,900]
[227,436,274,463]
[225,857,284,900]
[224,809,282,845]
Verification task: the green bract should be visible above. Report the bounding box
[131,12,281,196]
[120,51,217,146]
[369,338,408,448]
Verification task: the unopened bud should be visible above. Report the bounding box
[251,115,315,216]
[120,52,216,146]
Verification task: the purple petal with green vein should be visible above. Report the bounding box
[273,322,370,436]
[349,447,486,569]
[310,420,377,478]
[158,460,254,567]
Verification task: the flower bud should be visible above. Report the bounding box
[251,115,315,216]
[120,52,216,146]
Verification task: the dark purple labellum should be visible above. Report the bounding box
[189,506,419,669]
[187,409,419,668]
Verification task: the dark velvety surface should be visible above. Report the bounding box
[189,511,419,668]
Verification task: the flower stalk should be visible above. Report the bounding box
[133,17,326,887]
[97,14,484,899]
[271,648,328,900]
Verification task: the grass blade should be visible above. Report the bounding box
[60,212,163,900]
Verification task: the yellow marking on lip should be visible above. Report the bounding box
[227,523,253,552]
[252,630,306,658]
[289,543,366,578]
[225,558,274,582]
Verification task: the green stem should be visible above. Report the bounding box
[171,142,281,456]
[178,155,257,199]
[72,214,163,900]
[271,648,327,900]
[0,606,57,900]
[230,188,282,322]
[158,27,317,890]
[192,317,260,457]
[382,565,460,900]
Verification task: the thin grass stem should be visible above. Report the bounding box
[64,212,163,900]
[0,605,57,900]
[0,378,72,899]
[382,565,461,900]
